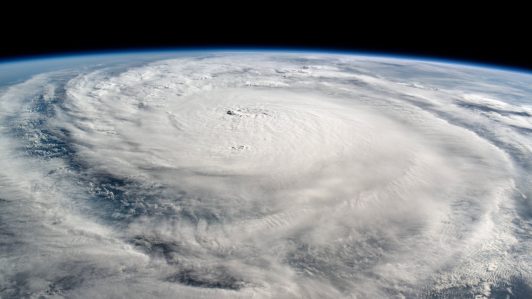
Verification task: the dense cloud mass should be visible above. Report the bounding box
[1,52,531,298]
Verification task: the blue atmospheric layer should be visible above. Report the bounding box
[0,47,530,76]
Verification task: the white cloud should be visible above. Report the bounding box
[1,53,531,298]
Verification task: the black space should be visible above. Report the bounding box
[1,7,530,71]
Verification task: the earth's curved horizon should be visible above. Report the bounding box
[2,49,531,76]
[1,50,531,298]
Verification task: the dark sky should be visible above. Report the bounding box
[1,7,530,72]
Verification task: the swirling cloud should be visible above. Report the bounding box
[1,53,531,298]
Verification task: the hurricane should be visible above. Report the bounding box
[0,51,531,298]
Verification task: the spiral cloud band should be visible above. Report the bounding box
[1,52,531,298]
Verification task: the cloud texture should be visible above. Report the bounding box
[1,53,531,298]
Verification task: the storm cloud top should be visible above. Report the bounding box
[1,52,531,298]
